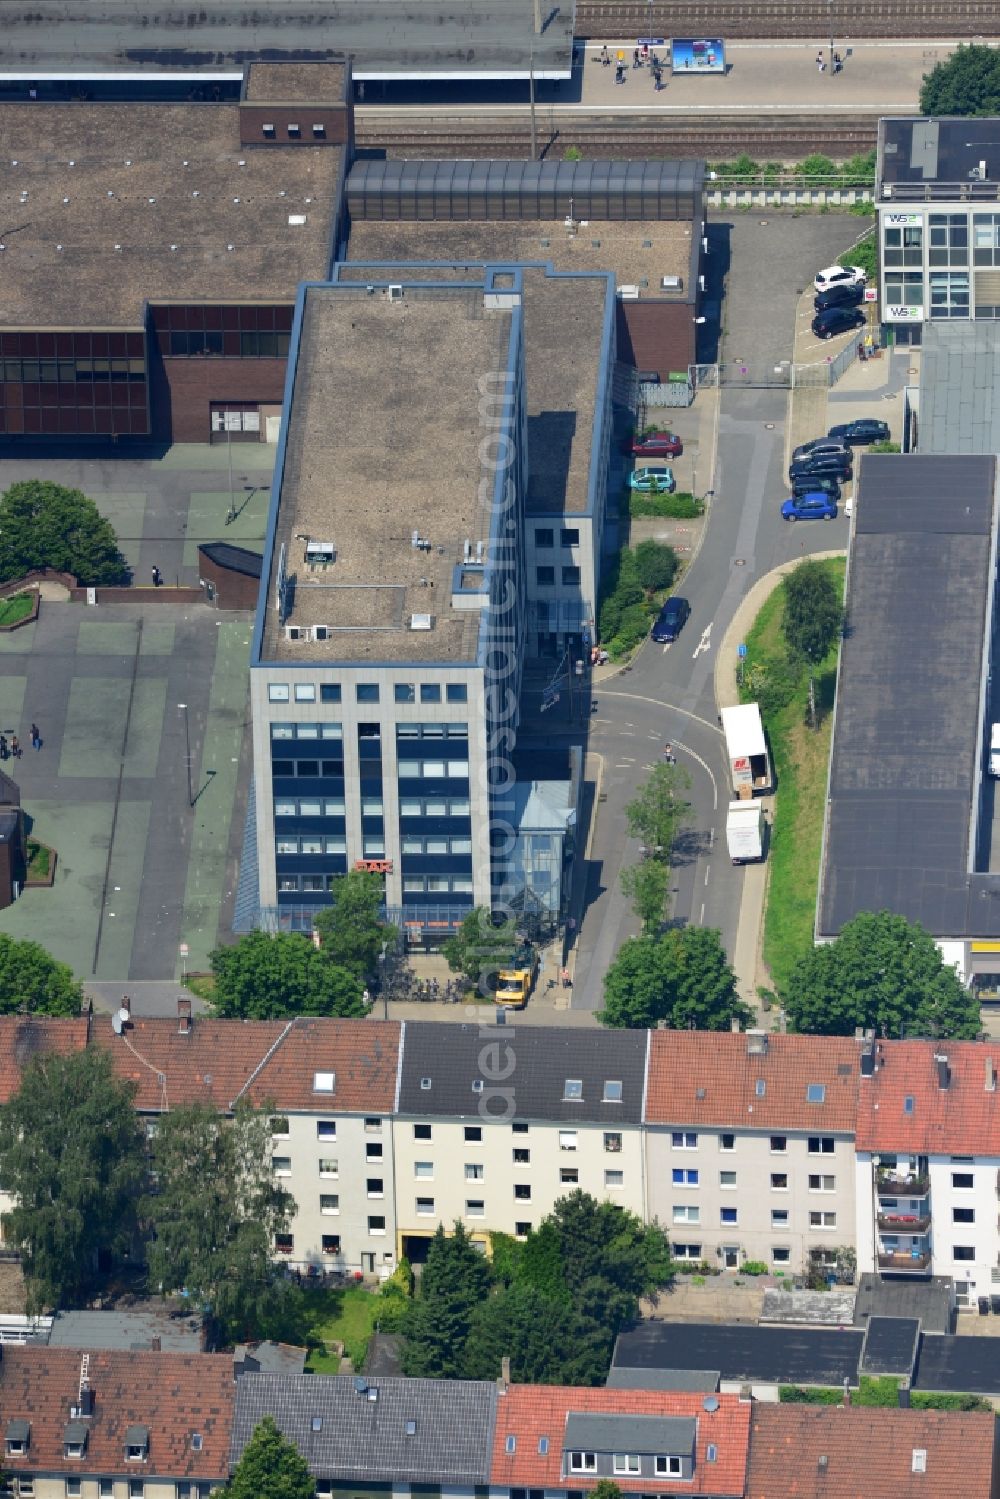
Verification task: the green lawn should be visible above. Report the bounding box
[25,840,51,880]
[301,1286,386,1373]
[741,557,846,994]
[0,593,34,627]
[183,973,216,1002]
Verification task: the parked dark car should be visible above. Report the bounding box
[789,450,853,485]
[791,473,841,501]
[621,430,683,458]
[651,596,690,643]
[827,418,891,446]
[812,305,867,341]
[814,281,865,314]
[792,435,850,463]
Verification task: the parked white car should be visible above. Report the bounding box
[814,264,867,294]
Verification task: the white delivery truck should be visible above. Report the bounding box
[726,801,764,864]
[990,724,1000,777]
[721,703,773,796]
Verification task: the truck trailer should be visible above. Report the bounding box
[721,703,772,796]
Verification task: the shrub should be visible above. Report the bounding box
[633,539,678,593]
[741,1260,768,1276]
[608,602,653,659]
[628,490,704,519]
[779,1385,842,1404]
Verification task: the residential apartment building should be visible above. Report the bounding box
[392,1022,649,1259]
[855,1038,1000,1308]
[644,1031,860,1276]
[876,117,1000,346]
[95,1010,403,1278]
[248,271,528,941]
[0,1346,234,1499]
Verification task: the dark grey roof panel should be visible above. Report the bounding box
[605,1368,721,1392]
[853,1274,953,1335]
[613,1323,864,1387]
[860,1317,920,1377]
[564,1413,696,1454]
[231,1373,497,1482]
[397,1022,647,1122]
[919,324,1000,455]
[914,1334,1000,1395]
[818,453,998,937]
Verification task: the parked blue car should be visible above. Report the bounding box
[781,491,838,522]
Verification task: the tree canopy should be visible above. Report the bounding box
[600,928,753,1032]
[0,480,128,586]
[0,1049,144,1312]
[0,934,83,1015]
[222,1417,313,1499]
[442,907,519,988]
[209,931,366,1020]
[782,560,843,666]
[919,44,1000,117]
[402,1222,493,1378]
[312,869,394,981]
[633,539,678,593]
[625,762,691,858]
[620,859,670,934]
[144,1101,295,1342]
[782,910,981,1039]
[403,1194,674,1386]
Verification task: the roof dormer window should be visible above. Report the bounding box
[5,1419,29,1456]
[125,1426,149,1462]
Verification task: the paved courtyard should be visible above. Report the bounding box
[0,443,273,981]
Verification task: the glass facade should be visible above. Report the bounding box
[151,303,294,358]
[271,720,348,904]
[397,722,474,924]
[0,328,148,435]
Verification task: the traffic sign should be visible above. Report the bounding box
[179,943,189,956]
[737,643,747,659]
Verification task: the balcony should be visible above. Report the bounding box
[878,1249,932,1273]
[877,1211,931,1233]
[876,1170,929,1198]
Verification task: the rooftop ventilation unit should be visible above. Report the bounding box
[661,275,683,290]
[388,284,404,301]
[410,613,434,631]
[288,214,307,226]
[619,285,640,301]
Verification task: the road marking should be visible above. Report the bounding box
[671,742,719,813]
[699,902,706,925]
[662,643,671,654]
[704,866,711,886]
[692,623,713,660]
[709,827,715,849]
[599,690,724,739]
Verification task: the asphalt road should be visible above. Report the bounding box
[572,215,864,1011]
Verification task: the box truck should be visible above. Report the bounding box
[726,801,764,864]
[721,703,772,796]
[990,723,1000,777]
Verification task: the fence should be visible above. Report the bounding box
[640,379,694,409]
[691,338,869,393]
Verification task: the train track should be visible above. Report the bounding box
[575,0,1000,39]
[354,111,879,162]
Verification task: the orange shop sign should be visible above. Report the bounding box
[354,859,393,874]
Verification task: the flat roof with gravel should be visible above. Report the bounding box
[0,99,344,328]
[260,282,515,664]
[346,219,696,298]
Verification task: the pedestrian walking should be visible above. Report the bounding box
[816,51,826,72]
[632,47,640,69]
[664,742,675,764]
[833,51,843,73]
[615,62,625,85]
[11,736,20,759]
[560,966,572,989]
[151,565,162,587]
[30,723,40,751]
[601,44,610,66]
[0,737,8,761]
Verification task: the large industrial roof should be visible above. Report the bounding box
[818,454,1000,938]
[0,0,575,81]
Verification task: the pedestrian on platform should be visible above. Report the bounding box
[601,44,610,66]
[30,723,41,751]
[816,51,826,72]
[561,967,571,989]
[11,736,20,760]
[633,47,640,68]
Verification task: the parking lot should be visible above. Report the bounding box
[0,444,271,979]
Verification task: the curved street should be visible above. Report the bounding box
[571,215,862,1010]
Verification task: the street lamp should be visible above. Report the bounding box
[177,702,193,808]
[828,0,834,72]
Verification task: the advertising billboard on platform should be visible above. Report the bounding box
[671,38,726,74]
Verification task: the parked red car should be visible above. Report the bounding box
[621,430,683,458]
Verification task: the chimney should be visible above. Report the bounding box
[898,1384,910,1408]
[497,1355,511,1394]
[121,994,131,1017]
[730,1017,741,1034]
[747,1031,768,1056]
[987,1058,996,1093]
[935,1054,951,1090]
[177,997,193,1035]
[150,1336,161,1353]
[817,1455,829,1474]
[860,1036,876,1077]
[842,1378,851,1407]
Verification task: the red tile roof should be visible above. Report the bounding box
[490,1386,750,1496]
[93,1015,400,1113]
[0,1347,234,1479]
[746,1403,995,1499]
[0,1016,90,1102]
[644,1032,861,1134]
[856,1039,1000,1153]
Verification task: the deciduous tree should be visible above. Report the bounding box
[0,480,128,585]
[783,910,980,1039]
[144,1101,295,1342]
[0,1050,144,1312]
[312,869,394,980]
[0,934,83,1015]
[919,43,1000,116]
[600,929,752,1032]
[209,931,365,1020]
[462,1284,607,1386]
[620,859,670,933]
[222,1416,313,1499]
[633,539,678,594]
[442,908,519,988]
[781,560,843,728]
[625,762,691,862]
